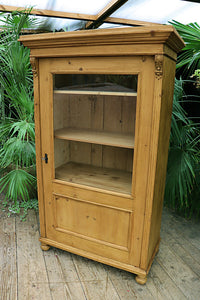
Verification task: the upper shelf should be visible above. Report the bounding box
[54,127,134,149]
[54,83,137,97]
[54,90,137,97]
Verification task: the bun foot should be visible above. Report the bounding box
[41,243,50,251]
[135,274,147,285]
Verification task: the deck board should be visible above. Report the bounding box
[0,215,17,300]
[16,210,51,299]
[0,205,200,300]
[148,262,187,300]
[161,227,200,277]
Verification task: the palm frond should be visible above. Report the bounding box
[0,7,40,36]
[170,20,200,76]
[0,137,35,169]
[10,120,35,141]
[0,9,37,208]
[0,169,36,203]
[165,78,200,218]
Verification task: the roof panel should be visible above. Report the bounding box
[111,0,200,24]
[0,0,199,31]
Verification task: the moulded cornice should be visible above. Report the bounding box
[19,25,185,55]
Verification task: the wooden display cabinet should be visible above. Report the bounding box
[20,26,184,284]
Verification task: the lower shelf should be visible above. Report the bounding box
[55,162,132,194]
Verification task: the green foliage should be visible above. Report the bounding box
[191,69,200,88]
[0,169,36,202]
[170,20,200,76]
[0,7,39,37]
[164,79,200,218]
[165,21,200,219]
[0,9,37,216]
[1,197,38,221]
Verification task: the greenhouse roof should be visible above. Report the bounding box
[0,0,199,31]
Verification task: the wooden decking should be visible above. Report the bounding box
[0,207,200,299]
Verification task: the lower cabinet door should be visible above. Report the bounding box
[45,184,134,264]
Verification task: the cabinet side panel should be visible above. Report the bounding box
[33,58,46,237]
[130,56,155,267]
[145,56,176,269]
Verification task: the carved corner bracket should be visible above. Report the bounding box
[30,57,38,78]
[155,55,164,80]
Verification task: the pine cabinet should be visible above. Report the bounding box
[20,26,184,284]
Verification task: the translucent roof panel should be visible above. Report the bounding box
[0,0,111,31]
[110,0,200,25]
[0,0,199,31]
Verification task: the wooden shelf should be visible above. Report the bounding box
[54,128,134,149]
[54,90,137,97]
[55,162,132,194]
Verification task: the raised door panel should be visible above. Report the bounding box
[54,195,130,248]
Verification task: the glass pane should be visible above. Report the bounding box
[53,74,137,195]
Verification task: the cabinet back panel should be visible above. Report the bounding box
[103,145,133,172]
[53,93,69,130]
[54,140,133,173]
[54,93,136,135]
[54,139,70,169]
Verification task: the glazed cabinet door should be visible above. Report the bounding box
[38,56,155,267]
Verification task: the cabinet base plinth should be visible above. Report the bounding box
[41,243,50,251]
[135,274,147,285]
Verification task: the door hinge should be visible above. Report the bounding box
[42,153,48,164]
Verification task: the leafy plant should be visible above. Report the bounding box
[0,9,38,217]
[164,21,200,219]
[191,69,200,89]
[170,20,200,76]
[164,79,200,218]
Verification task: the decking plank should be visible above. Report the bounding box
[47,282,87,300]
[72,255,120,299]
[80,279,120,300]
[162,210,200,250]
[161,227,200,277]
[43,248,87,299]
[44,248,80,283]
[105,265,155,299]
[72,254,108,281]
[0,206,200,299]
[0,216,17,300]
[161,219,200,262]
[148,259,187,300]
[16,210,51,299]
[156,242,200,299]
[18,283,51,300]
